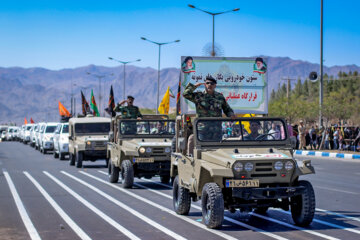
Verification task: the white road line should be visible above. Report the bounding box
[95,171,287,240]
[23,172,92,240]
[84,171,239,240]
[315,186,359,195]
[3,170,41,240]
[43,171,140,240]
[316,208,360,223]
[278,210,360,235]
[249,212,339,240]
[61,171,187,240]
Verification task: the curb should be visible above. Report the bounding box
[294,150,360,160]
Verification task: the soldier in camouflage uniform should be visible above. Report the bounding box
[183,76,235,155]
[114,96,142,134]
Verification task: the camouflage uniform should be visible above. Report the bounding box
[183,83,235,154]
[114,105,142,134]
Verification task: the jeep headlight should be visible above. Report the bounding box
[274,161,283,170]
[164,147,171,153]
[87,141,91,145]
[285,161,294,170]
[146,147,152,153]
[244,162,253,172]
[139,147,146,154]
[233,162,243,172]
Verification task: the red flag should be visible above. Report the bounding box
[24,118,28,124]
[30,118,35,123]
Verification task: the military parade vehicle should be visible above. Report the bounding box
[107,115,175,188]
[171,115,316,229]
[68,115,111,168]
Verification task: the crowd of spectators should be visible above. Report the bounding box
[292,122,360,152]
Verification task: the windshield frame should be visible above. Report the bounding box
[74,122,110,135]
[194,117,290,147]
[119,119,175,138]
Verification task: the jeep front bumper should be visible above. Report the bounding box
[231,186,305,200]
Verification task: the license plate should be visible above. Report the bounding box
[133,157,154,163]
[226,179,259,188]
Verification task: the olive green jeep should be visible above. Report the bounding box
[171,115,315,229]
[107,115,175,188]
[68,116,111,168]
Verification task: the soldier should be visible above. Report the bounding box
[298,120,306,150]
[183,76,235,155]
[113,95,142,119]
[114,96,142,134]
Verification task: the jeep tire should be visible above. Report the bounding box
[54,151,59,159]
[121,160,134,188]
[254,207,269,214]
[69,153,75,166]
[59,153,65,160]
[108,161,119,183]
[76,151,83,168]
[160,175,170,184]
[173,176,191,215]
[201,183,224,229]
[291,180,315,226]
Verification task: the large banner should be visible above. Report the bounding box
[180,56,268,114]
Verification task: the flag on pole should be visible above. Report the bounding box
[158,87,170,115]
[58,101,71,117]
[90,89,100,116]
[24,118,28,124]
[30,118,35,123]
[237,114,254,133]
[105,85,116,117]
[81,90,90,115]
[176,72,181,115]
[169,88,175,98]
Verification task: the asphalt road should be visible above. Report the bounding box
[1,141,360,240]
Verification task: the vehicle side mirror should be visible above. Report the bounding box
[69,136,73,140]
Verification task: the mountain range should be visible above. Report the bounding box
[0,56,359,125]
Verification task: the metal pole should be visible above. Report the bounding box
[123,63,126,100]
[98,77,101,116]
[157,44,161,114]
[212,15,215,57]
[319,0,323,127]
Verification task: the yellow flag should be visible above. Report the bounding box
[237,114,253,133]
[158,87,170,114]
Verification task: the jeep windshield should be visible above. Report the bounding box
[196,118,287,142]
[75,123,110,135]
[62,124,69,133]
[120,120,175,137]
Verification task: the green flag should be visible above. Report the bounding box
[90,89,100,116]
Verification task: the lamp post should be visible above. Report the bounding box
[86,72,113,116]
[108,57,141,100]
[319,0,324,127]
[141,37,180,113]
[188,4,239,57]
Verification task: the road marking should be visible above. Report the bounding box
[96,171,288,240]
[316,208,360,223]
[86,171,239,240]
[43,171,140,240]
[3,170,41,240]
[315,186,359,195]
[278,210,360,235]
[249,212,339,240]
[23,172,92,240]
[61,171,187,240]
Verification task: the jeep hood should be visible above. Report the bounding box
[201,148,293,168]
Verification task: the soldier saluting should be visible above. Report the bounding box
[183,76,235,155]
[113,95,142,120]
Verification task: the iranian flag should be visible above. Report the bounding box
[90,89,100,117]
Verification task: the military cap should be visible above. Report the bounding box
[127,95,135,100]
[205,75,217,84]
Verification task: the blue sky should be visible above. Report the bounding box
[0,0,359,70]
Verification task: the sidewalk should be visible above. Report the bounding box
[294,150,360,159]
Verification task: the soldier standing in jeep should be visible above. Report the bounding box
[183,75,235,155]
[114,95,142,120]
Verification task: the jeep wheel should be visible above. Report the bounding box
[173,176,191,215]
[108,161,119,183]
[121,160,134,188]
[160,176,170,184]
[54,151,59,159]
[105,158,109,168]
[254,207,269,214]
[59,153,65,160]
[69,153,75,166]
[201,183,224,229]
[76,152,83,168]
[291,180,315,226]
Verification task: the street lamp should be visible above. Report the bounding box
[86,72,114,116]
[108,57,141,100]
[141,37,180,114]
[188,4,239,57]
